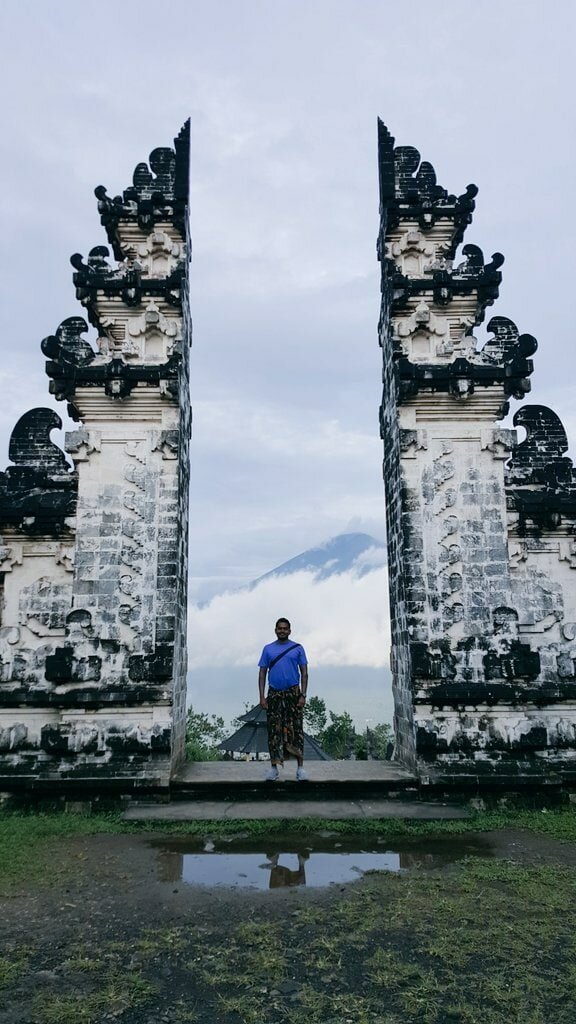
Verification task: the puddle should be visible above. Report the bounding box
[150,834,494,890]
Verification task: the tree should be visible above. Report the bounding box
[314,709,393,760]
[185,707,226,761]
[231,701,255,731]
[368,722,394,760]
[355,722,393,760]
[354,732,369,760]
[320,710,357,759]
[303,696,328,737]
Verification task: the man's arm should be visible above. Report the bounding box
[298,664,308,707]
[259,666,268,709]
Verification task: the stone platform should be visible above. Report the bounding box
[169,760,417,801]
[124,797,469,822]
[123,760,472,821]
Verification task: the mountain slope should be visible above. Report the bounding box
[249,532,385,587]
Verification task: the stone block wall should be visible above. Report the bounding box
[377,141,415,768]
[0,124,191,790]
[378,120,576,782]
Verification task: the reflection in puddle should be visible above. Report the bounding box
[152,835,494,890]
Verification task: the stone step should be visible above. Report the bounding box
[169,761,419,802]
[124,798,470,822]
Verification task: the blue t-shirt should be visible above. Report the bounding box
[258,641,308,691]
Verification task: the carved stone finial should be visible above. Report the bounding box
[41,317,95,368]
[387,241,504,322]
[457,245,504,281]
[482,316,537,398]
[43,312,181,407]
[132,148,176,201]
[395,313,537,405]
[506,405,576,533]
[508,406,573,486]
[8,409,69,474]
[394,146,446,203]
[377,119,478,256]
[69,246,184,324]
[0,409,77,533]
[94,122,190,259]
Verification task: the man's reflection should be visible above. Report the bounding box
[262,851,310,888]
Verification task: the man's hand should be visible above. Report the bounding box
[297,694,306,708]
[258,667,267,710]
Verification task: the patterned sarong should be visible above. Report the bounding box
[266,685,304,764]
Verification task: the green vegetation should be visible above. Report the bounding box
[2,807,576,1022]
[317,708,357,758]
[186,694,393,761]
[190,857,576,1024]
[185,706,226,761]
[30,969,156,1024]
[0,947,31,990]
[2,805,576,893]
[0,943,154,1023]
[302,694,328,736]
[5,852,576,1023]
[304,696,393,759]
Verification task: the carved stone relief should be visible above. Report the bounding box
[379,117,576,777]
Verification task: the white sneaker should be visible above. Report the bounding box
[265,766,279,781]
[296,767,309,782]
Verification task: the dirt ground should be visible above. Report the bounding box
[2,826,576,1024]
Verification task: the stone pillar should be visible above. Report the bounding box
[0,124,190,790]
[378,121,576,783]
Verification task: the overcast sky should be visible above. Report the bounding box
[0,1,574,723]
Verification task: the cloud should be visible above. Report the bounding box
[353,544,386,571]
[2,0,575,595]
[191,398,382,467]
[188,565,390,670]
[188,398,385,577]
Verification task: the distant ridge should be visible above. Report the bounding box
[193,532,386,606]
[249,532,385,587]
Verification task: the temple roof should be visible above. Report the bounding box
[219,705,332,760]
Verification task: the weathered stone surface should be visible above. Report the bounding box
[378,118,576,781]
[0,123,191,789]
[0,410,77,534]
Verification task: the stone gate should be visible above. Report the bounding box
[0,124,190,792]
[2,119,576,796]
[378,120,576,784]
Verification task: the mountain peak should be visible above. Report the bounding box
[250,532,385,587]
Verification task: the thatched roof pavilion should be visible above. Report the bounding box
[218,704,331,760]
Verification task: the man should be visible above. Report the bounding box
[264,850,309,888]
[258,617,308,781]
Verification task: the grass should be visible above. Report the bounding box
[0,948,31,990]
[1,856,576,1022]
[30,970,156,1024]
[2,806,576,1022]
[1,804,576,892]
[190,851,576,1024]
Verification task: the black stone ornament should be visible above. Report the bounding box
[0,408,77,533]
